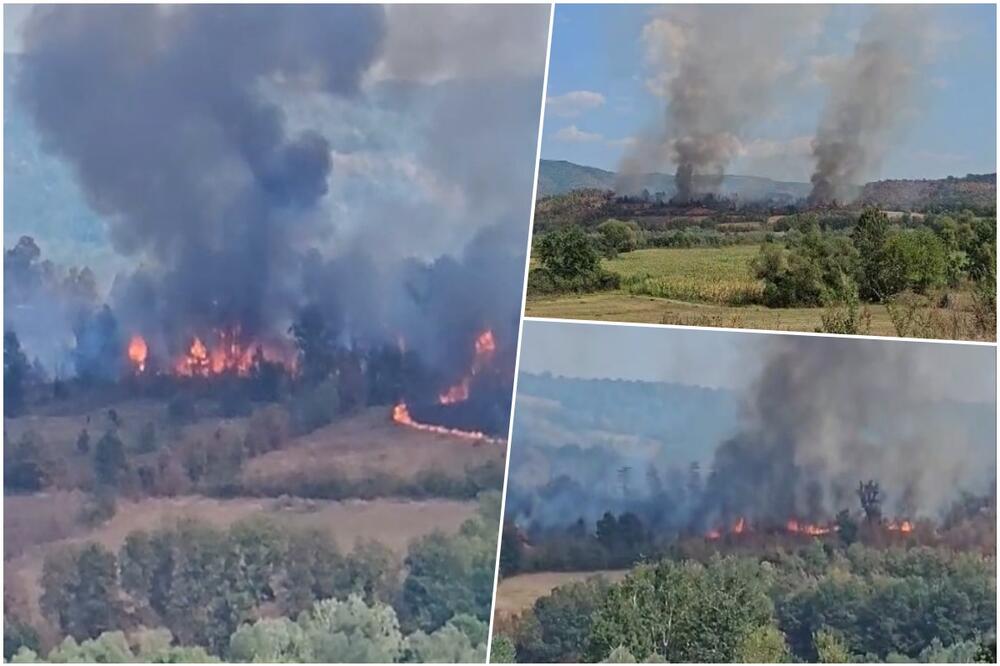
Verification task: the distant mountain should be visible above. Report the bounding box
[537,159,812,201]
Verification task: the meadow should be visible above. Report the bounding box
[526,245,984,338]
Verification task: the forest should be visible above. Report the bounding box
[493,484,996,663]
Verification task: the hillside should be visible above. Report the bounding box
[858,174,997,213]
[538,159,996,212]
[537,159,812,201]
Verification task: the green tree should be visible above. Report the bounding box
[736,625,791,663]
[94,430,127,488]
[536,227,601,281]
[597,219,641,255]
[516,578,609,662]
[299,595,404,663]
[586,557,775,662]
[814,629,853,663]
[853,207,893,301]
[489,634,517,663]
[403,617,486,662]
[40,544,122,641]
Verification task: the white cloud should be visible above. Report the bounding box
[546,90,606,117]
[606,136,638,149]
[553,125,603,143]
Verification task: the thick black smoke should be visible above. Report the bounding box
[10,5,546,383]
[17,5,383,349]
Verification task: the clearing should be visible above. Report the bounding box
[494,569,628,616]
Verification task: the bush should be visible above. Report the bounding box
[289,378,340,435]
[753,232,858,307]
[597,219,641,255]
[530,227,622,294]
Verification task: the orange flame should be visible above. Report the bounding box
[127,335,148,373]
[887,519,913,533]
[391,402,503,445]
[173,327,296,378]
[786,518,834,536]
[438,329,497,405]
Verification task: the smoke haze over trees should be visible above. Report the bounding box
[5,4,548,379]
[507,327,996,533]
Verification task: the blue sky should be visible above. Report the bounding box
[518,320,996,403]
[542,4,996,181]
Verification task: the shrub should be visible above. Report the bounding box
[289,378,340,435]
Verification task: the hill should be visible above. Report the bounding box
[858,174,997,213]
[537,159,812,201]
[538,160,996,212]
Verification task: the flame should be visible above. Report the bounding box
[732,516,746,534]
[706,528,722,541]
[887,519,913,533]
[438,329,496,405]
[391,402,503,445]
[786,518,835,536]
[127,335,148,373]
[173,327,296,377]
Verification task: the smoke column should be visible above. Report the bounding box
[619,6,823,201]
[10,4,547,378]
[701,335,994,524]
[808,7,930,204]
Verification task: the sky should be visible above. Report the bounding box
[518,319,997,403]
[541,4,997,181]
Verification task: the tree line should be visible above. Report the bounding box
[4,492,501,662]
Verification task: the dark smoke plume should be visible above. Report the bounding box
[10,5,547,380]
[17,5,385,349]
[808,7,929,204]
[506,336,995,531]
[619,6,823,201]
[699,336,994,526]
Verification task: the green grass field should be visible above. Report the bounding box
[526,245,989,339]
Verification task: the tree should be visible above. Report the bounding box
[12,628,216,663]
[597,219,641,256]
[3,617,39,661]
[76,428,91,454]
[289,305,337,385]
[299,595,404,663]
[489,634,517,663]
[40,544,122,640]
[586,557,775,662]
[857,480,882,523]
[814,629,853,663]
[515,578,609,662]
[835,509,859,546]
[853,207,893,301]
[534,227,603,282]
[403,617,486,662]
[94,430,127,488]
[736,625,791,662]
[4,331,30,416]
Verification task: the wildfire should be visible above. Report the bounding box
[887,519,914,533]
[786,519,835,536]
[438,329,496,405]
[172,327,296,378]
[391,402,503,445]
[127,334,148,373]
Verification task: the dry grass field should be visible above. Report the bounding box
[494,569,629,616]
[240,406,504,490]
